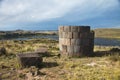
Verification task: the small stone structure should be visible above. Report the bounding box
[16,53,42,67]
[59,26,94,57]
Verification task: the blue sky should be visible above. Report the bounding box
[0,0,120,30]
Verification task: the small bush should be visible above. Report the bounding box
[0,47,7,55]
[110,48,120,52]
[109,54,120,62]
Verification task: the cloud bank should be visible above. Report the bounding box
[0,0,120,30]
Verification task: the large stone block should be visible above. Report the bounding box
[16,53,42,67]
[64,26,71,32]
[71,26,78,32]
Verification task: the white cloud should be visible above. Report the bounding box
[0,0,119,28]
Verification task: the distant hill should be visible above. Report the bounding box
[94,28,120,39]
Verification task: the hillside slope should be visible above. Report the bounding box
[94,28,120,39]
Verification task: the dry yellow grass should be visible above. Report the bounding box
[0,39,120,80]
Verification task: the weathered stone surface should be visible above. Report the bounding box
[67,32,73,38]
[74,46,80,53]
[78,26,90,33]
[73,32,79,39]
[62,45,67,52]
[59,26,94,57]
[66,39,71,46]
[64,26,71,32]
[59,26,64,32]
[63,32,68,38]
[71,26,78,32]
[67,46,74,55]
[16,53,43,67]
[71,39,75,45]
[59,31,63,38]
[35,48,50,57]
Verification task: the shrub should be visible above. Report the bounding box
[0,47,7,55]
[109,54,120,62]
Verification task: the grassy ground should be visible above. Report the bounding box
[0,39,120,80]
[94,28,120,39]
